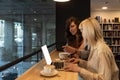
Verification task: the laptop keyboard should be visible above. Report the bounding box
[51,61,64,70]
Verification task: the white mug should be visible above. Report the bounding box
[59,52,69,60]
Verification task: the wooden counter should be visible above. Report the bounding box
[16,50,78,80]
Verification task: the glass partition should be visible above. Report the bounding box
[0,0,56,79]
[0,0,55,70]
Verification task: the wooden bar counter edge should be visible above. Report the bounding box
[16,50,78,80]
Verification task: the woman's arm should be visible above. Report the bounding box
[64,64,104,80]
[64,51,117,80]
[62,40,85,54]
[66,58,88,68]
[62,45,76,54]
[78,40,84,50]
[79,67,104,80]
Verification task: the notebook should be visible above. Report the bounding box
[41,45,64,70]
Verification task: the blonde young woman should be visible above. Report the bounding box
[64,17,119,80]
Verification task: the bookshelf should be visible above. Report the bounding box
[101,23,120,56]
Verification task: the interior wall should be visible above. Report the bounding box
[56,0,90,51]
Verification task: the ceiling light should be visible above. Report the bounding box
[102,6,108,10]
[53,0,70,2]
[34,18,37,21]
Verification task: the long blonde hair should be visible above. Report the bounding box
[79,17,104,48]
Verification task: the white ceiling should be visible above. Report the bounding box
[91,0,120,11]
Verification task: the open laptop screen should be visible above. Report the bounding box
[41,45,52,65]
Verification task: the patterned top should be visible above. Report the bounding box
[79,41,119,80]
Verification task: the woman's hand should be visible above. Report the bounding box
[64,63,81,72]
[65,58,80,64]
[62,45,76,54]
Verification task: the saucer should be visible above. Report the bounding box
[40,70,58,77]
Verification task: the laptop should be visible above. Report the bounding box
[41,45,64,70]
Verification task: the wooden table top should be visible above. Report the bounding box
[16,50,78,80]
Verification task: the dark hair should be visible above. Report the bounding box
[65,17,83,48]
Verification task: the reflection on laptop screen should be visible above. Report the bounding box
[41,45,52,65]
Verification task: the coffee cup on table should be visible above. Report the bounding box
[59,52,69,60]
[43,65,55,74]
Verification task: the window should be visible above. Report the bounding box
[0,0,56,78]
[0,20,5,47]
